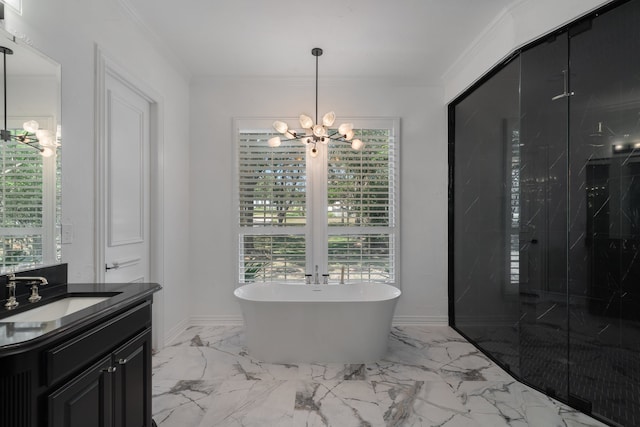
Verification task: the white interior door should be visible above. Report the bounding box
[103,73,150,283]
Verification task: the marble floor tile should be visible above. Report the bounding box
[152,325,607,427]
[294,380,385,427]
[371,380,475,427]
[198,380,296,427]
[152,379,218,427]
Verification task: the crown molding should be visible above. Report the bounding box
[117,0,192,81]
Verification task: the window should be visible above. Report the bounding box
[0,119,59,271]
[236,118,399,283]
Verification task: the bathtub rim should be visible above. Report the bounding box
[233,282,401,303]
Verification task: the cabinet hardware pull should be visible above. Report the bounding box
[118,358,128,365]
[103,366,117,373]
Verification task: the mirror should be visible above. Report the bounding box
[0,30,61,274]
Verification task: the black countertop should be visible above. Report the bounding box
[0,282,161,353]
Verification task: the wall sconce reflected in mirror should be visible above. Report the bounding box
[0,45,59,157]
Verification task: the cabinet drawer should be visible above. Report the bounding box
[46,301,151,386]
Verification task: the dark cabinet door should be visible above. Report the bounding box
[49,355,114,427]
[113,329,152,427]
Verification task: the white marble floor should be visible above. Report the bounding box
[151,325,607,427]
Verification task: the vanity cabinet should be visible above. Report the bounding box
[49,354,114,427]
[49,328,152,427]
[0,293,155,427]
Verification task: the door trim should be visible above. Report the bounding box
[95,45,166,350]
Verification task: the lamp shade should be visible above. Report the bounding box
[273,121,289,134]
[322,111,336,127]
[299,114,314,129]
[338,123,353,135]
[268,136,282,147]
[23,120,39,133]
[351,139,363,150]
[312,124,326,137]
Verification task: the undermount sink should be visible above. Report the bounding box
[1,296,110,322]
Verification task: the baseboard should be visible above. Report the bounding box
[189,314,245,326]
[163,317,189,347]
[392,315,448,326]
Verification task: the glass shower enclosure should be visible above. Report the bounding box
[449,1,640,425]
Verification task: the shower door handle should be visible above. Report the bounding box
[551,70,575,100]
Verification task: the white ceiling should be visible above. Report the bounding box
[124,0,514,84]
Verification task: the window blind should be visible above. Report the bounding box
[237,119,399,284]
[0,139,45,269]
[327,127,397,282]
[238,129,308,282]
[328,128,396,227]
[238,132,307,227]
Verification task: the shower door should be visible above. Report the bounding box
[567,1,640,423]
[518,32,569,401]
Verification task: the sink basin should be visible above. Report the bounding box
[1,297,110,322]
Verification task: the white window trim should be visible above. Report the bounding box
[234,117,400,286]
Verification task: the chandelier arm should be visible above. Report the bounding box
[327,135,351,144]
[278,136,305,143]
[16,138,44,152]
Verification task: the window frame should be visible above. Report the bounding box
[234,117,400,285]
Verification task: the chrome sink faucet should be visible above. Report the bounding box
[5,274,48,306]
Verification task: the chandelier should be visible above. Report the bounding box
[0,46,59,157]
[268,48,363,157]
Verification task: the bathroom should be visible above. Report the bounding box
[0,0,637,426]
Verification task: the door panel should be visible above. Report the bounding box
[104,73,150,284]
[49,356,114,427]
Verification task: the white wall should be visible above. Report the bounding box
[1,0,192,342]
[189,78,449,324]
[444,0,613,101]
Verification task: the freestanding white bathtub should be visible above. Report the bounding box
[233,283,401,363]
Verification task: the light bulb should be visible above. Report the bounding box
[322,111,336,127]
[40,147,55,157]
[338,123,353,135]
[36,129,55,146]
[268,136,282,147]
[312,124,326,137]
[273,121,289,134]
[310,145,319,158]
[351,139,363,150]
[344,129,355,141]
[299,114,313,129]
[23,120,39,133]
